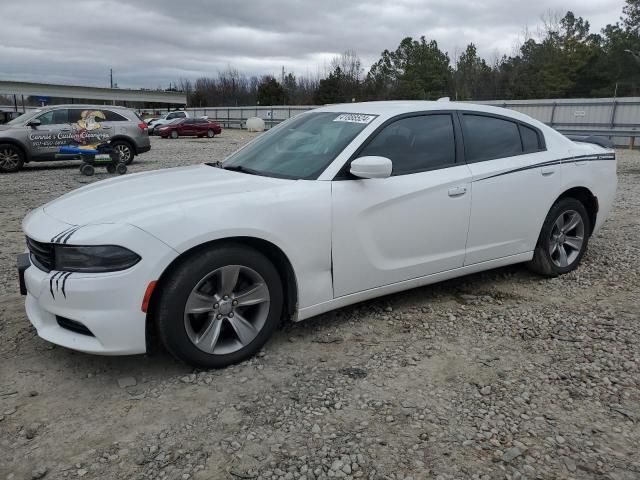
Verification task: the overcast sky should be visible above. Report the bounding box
[0,0,624,89]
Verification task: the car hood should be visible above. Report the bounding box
[43,164,292,226]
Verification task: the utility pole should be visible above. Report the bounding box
[110,69,113,89]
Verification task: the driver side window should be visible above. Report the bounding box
[37,109,69,126]
[359,114,456,176]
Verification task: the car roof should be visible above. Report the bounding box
[317,100,530,120]
[36,104,132,110]
[316,100,553,131]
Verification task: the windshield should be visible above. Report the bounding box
[222,111,377,179]
[7,110,41,125]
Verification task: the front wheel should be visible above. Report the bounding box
[155,245,283,368]
[111,141,135,165]
[80,163,95,176]
[0,144,24,173]
[207,129,215,138]
[170,130,179,139]
[527,198,590,276]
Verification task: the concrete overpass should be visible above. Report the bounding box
[0,80,186,106]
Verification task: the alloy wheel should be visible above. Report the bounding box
[548,209,585,268]
[114,144,131,162]
[0,147,20,170]
[183,265,270,355]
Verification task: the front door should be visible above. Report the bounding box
[29,108,70,158]
[182,119,198,136]
[331,113,472,297]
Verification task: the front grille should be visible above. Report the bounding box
[26,237,54,272]
[56,316,94,336]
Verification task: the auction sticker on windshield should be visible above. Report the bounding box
[333,113,377,124]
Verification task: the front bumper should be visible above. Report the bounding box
[24,270,149,355]
[21,212,179,355]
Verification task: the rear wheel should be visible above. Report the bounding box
[207,129,215,138]
[0,144,24,173]
[527,198,590,276]
[111,141,135,165]
[156,245,283,368]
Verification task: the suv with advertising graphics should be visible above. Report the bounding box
[0,105,151,173]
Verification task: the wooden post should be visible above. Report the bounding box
[630,136,635,150]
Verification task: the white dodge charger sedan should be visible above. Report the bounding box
[19,101,617,368]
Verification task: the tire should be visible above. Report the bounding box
[111,140,135,165]
[207,129,215,138]
[106,164,116,174]
[527,197,591,276]
[80,163,95,176]
[0,143,25,173]
[116,163,127,175]
[156,245,283,368]
[170,130,179,139]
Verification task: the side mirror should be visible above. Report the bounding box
[27,119,41,128]
[350,156,392,179]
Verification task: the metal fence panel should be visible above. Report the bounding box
[3,97,640,147]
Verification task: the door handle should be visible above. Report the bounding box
[541,166,556,176]
[448,186,467,197]
[101,126,112,130]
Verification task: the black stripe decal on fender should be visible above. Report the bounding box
[474,154,615,182]
[60,227,81,244]
[51,227,75,243]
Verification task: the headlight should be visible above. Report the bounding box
[54,245,141,273]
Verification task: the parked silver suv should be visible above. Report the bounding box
[0,105,151,173]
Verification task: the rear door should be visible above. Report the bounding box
[331,113,472,297]
[68,108,111,147]
[461,112,562,265]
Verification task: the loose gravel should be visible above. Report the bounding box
[0,133,638,480]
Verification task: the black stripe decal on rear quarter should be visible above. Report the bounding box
[474,154,615,182]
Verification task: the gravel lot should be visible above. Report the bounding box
[0,132,638,480]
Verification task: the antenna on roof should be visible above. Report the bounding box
[437,97,450,102]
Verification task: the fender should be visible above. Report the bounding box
[109,135,137,153]
[0,137,30,162]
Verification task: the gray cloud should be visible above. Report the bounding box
[0,0,623,88]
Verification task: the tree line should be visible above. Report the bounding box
[180,1,640,106]
[3,1,640,108]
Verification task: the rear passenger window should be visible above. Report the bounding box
[520,124,541,152]
[359,114,456,176]
[462,114,522,162]
[102,110,128,121]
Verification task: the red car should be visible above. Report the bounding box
[159,118,222,139]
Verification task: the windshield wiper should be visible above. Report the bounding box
[222,165,262,176]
